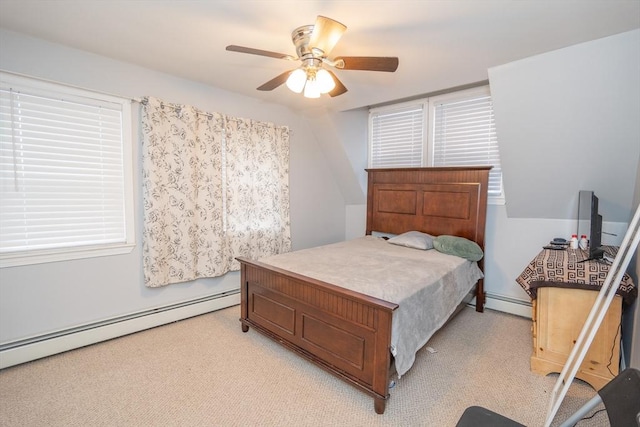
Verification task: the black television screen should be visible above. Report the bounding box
[591,212,603,259]
[577,190,603,259]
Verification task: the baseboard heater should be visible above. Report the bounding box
[0,290,240,369]
[484,292,532,318]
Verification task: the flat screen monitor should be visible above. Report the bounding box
[577,190,603,260]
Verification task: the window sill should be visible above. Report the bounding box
[489,195,506,206]
[0,242,136,268]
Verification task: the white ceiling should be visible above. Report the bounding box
[0,0,639,113]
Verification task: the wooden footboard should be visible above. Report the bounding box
[238,257,398,414]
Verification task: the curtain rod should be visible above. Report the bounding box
[135,96,291,132]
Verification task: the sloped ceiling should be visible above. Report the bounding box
[0,0,638,113]
[489,30,640,222]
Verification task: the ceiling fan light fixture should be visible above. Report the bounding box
[316,69,335,94]
[303,78,321,98]
[286,68,307,93]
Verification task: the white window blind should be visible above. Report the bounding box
[432,93,503,197]
[368,85,504,203]
[0,73,133,265]
[369,104,424,168]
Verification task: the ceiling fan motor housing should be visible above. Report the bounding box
[292,25,322,60]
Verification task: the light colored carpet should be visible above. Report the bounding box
[0,306,608,426]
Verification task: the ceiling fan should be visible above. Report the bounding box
[226,15,399,98]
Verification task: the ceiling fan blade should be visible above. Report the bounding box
[335,56,399,72]
[226,45,297,61]
[309,16,347,55]
[326,70,348,97]
[257,70,293,91]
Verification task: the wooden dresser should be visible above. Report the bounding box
[516,246,636,390]
[531,287,621,390]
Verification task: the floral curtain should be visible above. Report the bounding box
[224,117,291,271]
[140,97,290,288]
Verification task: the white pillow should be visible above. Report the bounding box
[387,231,434,250]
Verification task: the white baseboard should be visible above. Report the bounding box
[484,292,532,318]
[0,291,240,370]
[1,290,530,370]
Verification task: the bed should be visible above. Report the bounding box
[237,166,491,414]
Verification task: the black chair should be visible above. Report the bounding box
[559,367,640,427]
[456,406,525,427]
[456,368,640,427]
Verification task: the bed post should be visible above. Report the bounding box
[476,278,485,312]
[240,262,249,332]
[365,168,374,236]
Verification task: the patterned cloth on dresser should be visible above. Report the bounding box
[516,246,636,304]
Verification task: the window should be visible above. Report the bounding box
[370,104,424,168]
[369,86,504,203]
[0,72,134,267]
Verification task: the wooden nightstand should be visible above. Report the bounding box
[516,246,636,390]
[530,287,621,390]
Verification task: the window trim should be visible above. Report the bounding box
[0,72,135,268]
[368,85,504,205]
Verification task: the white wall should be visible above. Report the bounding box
[0,29,347,346]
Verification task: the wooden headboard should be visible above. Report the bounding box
[365,167,491,251]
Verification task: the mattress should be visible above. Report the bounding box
[258,235,483,377]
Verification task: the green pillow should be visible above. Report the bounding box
[433,235,484,261]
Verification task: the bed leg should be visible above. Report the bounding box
[476,279,485,313]
[374,397,387,414]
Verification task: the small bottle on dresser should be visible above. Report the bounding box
[570,234,579,249]
[579,235,588,250]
